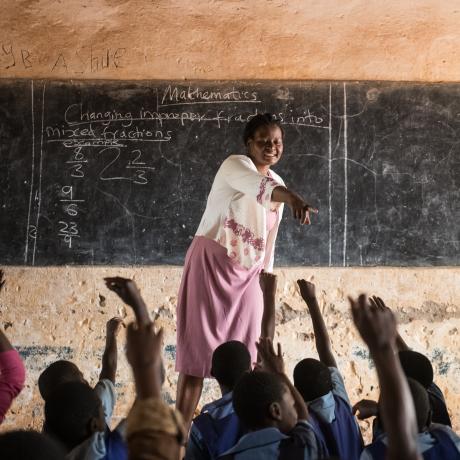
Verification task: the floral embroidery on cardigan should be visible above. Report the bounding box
[256,177,278,205]
[223,218,265,252]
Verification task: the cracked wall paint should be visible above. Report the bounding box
[0,266,458,442]
[1,1,460,81]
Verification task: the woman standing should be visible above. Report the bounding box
[175,113,317,429]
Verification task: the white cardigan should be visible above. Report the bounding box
[196,155,285,271]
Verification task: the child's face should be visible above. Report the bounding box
[277,386,298,433]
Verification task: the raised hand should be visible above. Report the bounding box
[369,295,390,312]
[297,278,316,303]
[104,277,143,307]
[256,337,285,375]
[104,277,150,326]
[352,399,379,420]
[106,317,124,339]
[288,192,318,225]
[349,294,397,354]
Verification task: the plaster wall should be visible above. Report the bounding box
[0,0,459,440]
[1,0,460,81]
[0,267,459,438]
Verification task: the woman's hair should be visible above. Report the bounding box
[243,113,284,146]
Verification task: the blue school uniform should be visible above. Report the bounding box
[371,382,452,443]
[186,392,244,460]
[307,367,363,460]
[428,382,452,427]
[218,421,326,460]
[361,423,460,460]
[66,379,127,460]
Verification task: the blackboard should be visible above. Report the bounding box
[0,79,458,266]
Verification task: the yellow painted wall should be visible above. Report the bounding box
[0,0,459,439]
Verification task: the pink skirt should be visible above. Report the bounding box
[175,236,263,377]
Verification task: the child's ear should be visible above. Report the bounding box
[88,415,105,434]
[268,402,282,421]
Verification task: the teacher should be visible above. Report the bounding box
[175,113,317,428]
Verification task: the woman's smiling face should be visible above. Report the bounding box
[247,124,284,172]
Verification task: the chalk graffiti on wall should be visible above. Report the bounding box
[0,43,126,74]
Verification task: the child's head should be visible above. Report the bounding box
[0,430,65,460]
[38,360,87,401]
[44,381,105,450]
[211,340,251,391]
[293,358,332,402]
[407,378,431,432]
[232,370,297,433]
[398,351,434,388]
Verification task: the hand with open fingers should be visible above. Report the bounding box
[259,270,277,295]
[126,322,164,372]
[349,294,397,353]
[104,276,143,307]
[287,192,318,225]
[352,399,379,420]
[106,317,124,339]
[297,278,316,303]
[369,296,391,313]
[256,337,285,374]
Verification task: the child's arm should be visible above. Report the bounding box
[99,317,123,384]
[259,271,277,340]
[125,320,185,460]
[297,279,337,368]
[256,338,308,421]
[350,294,421,460]
[369,296,411,352]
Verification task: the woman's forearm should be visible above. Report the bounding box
[271,186,293,204]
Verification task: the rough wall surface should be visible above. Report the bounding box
[0,267,459,439]
[0,0,459,442]
[1,0,460,81]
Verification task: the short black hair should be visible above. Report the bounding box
[293,358,333,402]
[243,113,284,145]
[44,381,102,450]
[232,370,286,430]
[38,360,84,401]
[0,430,65,460]
[211,341,251,389]
[398,350,434,388]
[407,378,431,432]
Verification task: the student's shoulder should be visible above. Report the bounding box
[66,431,106,460]
[289,421,320,446]
[328,367,351,405]
[427,382,446,401]
[94,378,116,399]
[94,379,117,422]
[430,423,460,442]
